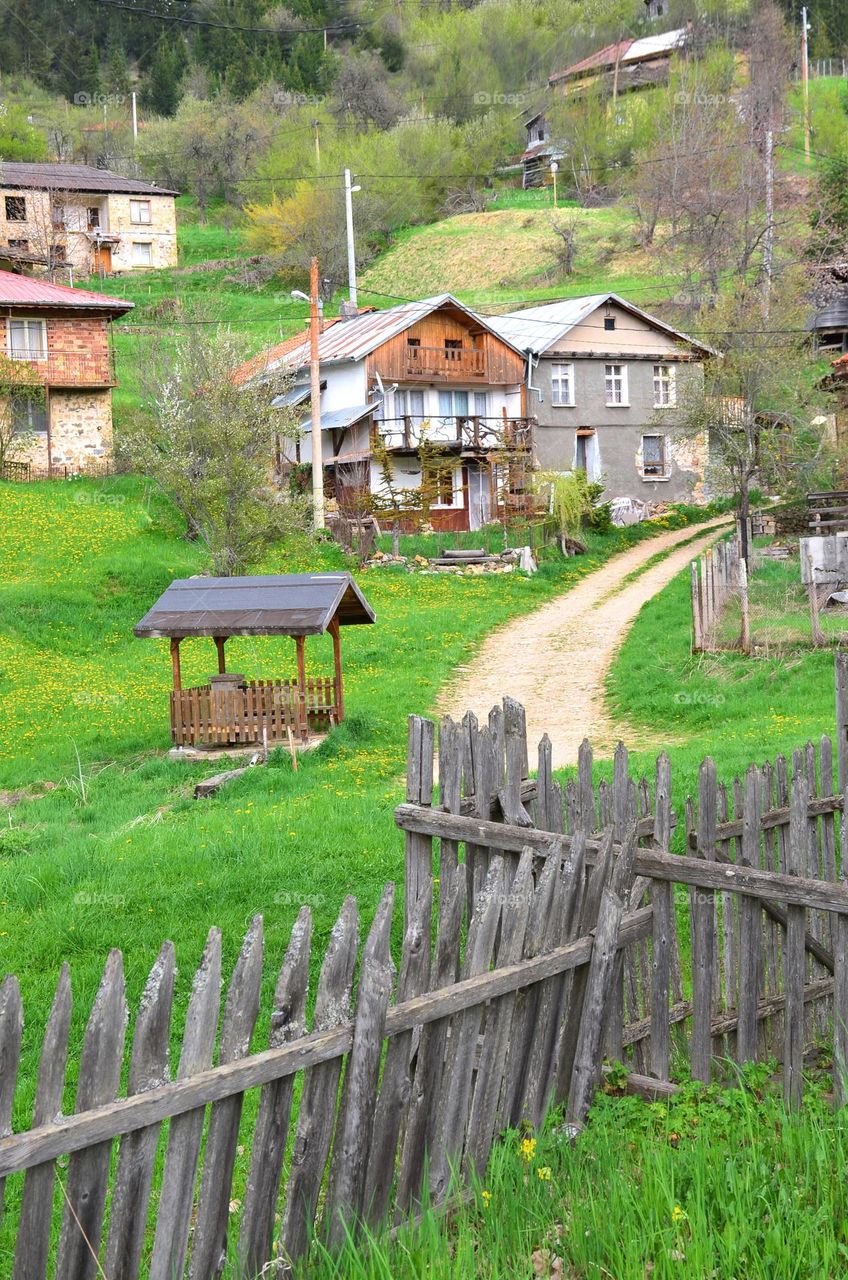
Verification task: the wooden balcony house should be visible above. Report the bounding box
[134,573,375,749]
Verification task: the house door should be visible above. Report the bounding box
[94,244,112,274]
[467,463,491,531]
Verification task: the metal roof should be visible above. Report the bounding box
[0,162,179,197]
[482,292,715,356]
[297,403,378,432]
[0,269,133,312]
[134,573,376,639]
[270,381,321,409]
[549,27,686,83]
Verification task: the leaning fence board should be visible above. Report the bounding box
[691,760,717,1082]
[785,757,809,1110]
[0,976,21,1238]
[737,767,762,1064]
[567,888,624,1126]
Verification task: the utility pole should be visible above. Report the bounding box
[309,256,325,531]
[801,5,811,164]
[313,120,321,169]
[762,126,774,318]
[343,168,360,308]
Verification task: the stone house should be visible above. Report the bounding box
[0,270,133,474]
[0,163,178,277]
[486,293,714,502]
[235,294,534,532]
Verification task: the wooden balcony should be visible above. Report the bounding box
[372,344,489,382]
[377,415,534,453]
[5,350,116,388]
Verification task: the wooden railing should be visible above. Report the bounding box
[6,349,116,386]
[405,345,487,379]
[377,415,534,452]
[170,677,337,747]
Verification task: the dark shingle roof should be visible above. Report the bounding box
[0,162,179,197]
[134,573,376,639]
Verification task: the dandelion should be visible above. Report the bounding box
[537,1165,552,1181]
[481,1190,491,1208]
[519,1136,537,1163]
[671,1204,687,1225]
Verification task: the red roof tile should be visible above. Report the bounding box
[0,270,133,312]
[549,38,634,84]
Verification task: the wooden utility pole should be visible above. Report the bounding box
[309,256,325,531]
[801,6,811,164]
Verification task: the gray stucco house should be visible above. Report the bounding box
[486,294,715,503]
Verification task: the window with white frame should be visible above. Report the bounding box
[551,362,575,406]
[11,389,47,434]
[8,317,47,360]
[653,363,676,407]
[130,199,152,225]
[604,363,627,405]
[641,434,667,477]
[131,241,152,266]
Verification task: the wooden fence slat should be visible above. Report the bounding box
[461,710,479,798]
[429,857,504,1204]
[558,830,613,1100]
[835,776,848,1105]
[56,950,127,1280]
[577,738,595,834]
[536,734,554,831]
[691,759,717,1082]
[650,753,672,1080]
[12,965,71,1280]
[239,907,312,1278]
[104,942,176,1280]
[280,896,359,1264]
[0,976,22,1233]
[404,716,435,929]
[149,928,223,1280]
[500,697,531,827]
[325,885,395,1248]
[190,916,265,1280]
[469,728,497,913]
[737,766,762,1063]
[785,754,808,1110]
[464,849,534,1178]
[488,704,505,791]
[395,872,465,1214]
[567,887,624,1127]
[438,716,462,896]
[364,882,432,1227]
[503,853,558,1127]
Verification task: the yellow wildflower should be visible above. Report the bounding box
[520,1136,537,1163]
[671,1204,687,1224]
[481,1190,491,1208]
[537,1165,552,1181]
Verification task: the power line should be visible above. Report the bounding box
[87,0,371,36]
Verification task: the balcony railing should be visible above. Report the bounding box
[377,415,534,452]
[403,345,488,380]
[3,350,117,387]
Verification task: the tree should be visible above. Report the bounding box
[122,327,307,574]
[673,280,833,565]
[0,357,44,475]
[0,104,48,162]
[331,49,404,130]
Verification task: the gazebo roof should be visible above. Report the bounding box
[134,573,376,639]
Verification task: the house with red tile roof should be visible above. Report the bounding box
[0,270,133,476]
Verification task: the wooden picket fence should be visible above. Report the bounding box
[5,672,848,1275]
[690,536,748,652]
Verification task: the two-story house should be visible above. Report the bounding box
[0,270,133,475]
[236,294,533,531]
[486,293,714,501]
[0,163,179,276]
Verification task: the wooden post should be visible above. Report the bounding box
[807,554,824,647]
[836,653,848,794]
[691,561,702,653]
[214,637,226,675]
[329,618,344,723]
[739,555,751,654]
[295,635,307,737]
[170,638,182,691]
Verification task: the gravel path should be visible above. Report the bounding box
[440,518,731,768]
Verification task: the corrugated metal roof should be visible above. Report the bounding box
[134,573,376,639]
[482,292,715,356]
[622,28,688,62]
[0,162,179,196]
[0,269,133,311]
[549,27,686,82]
[298,403,377,432]
[549,39,634,83]
[270,381,322,409]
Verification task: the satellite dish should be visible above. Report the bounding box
[375,371,385,395]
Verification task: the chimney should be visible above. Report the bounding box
[339,300,359,321]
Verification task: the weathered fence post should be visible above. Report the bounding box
[835,775,848,1106]
[737,766,762,1062]
[835,654,848,793]
[650,753,672,1081]
[404,715,435,929]
[739,555,751,654]
[785,754,808,1110]
[691,759,717,1083]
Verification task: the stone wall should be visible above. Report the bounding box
[105,194,177,272]
[13,388,114,473]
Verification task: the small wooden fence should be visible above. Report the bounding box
[690,537,748,652]
[5,676,848,1275]
[808,491,848,534]
[170,677,337,747]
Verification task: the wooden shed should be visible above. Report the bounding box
[134,573,375,748]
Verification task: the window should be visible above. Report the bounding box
[131,241,152,266]
[87,206,101,230]
[395,389,425,425]
[444,339,462,349]
[438,389,469,421]
[427,464,456,506]
[473,391,488,418]
[551,362,575,406]
[641,434,667,477]
[130,199,151,225]
[604,363,628,405]
[8,318,47,360]
[11,390,47,435]
[51,244,67,262]
[653,363,676,407]
[407,337,420,348]
[7,239,29,250]
[603,316,616,331]
[5,196,26,222]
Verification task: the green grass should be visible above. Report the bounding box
[299,1074,848,1279]
[716,549,848,650]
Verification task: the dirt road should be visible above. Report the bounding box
[440,518,730,767]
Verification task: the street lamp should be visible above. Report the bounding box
[550,160,559,209]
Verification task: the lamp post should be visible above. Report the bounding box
[550,160,559,209]
[291,258,325,531]
[343,168,361,308]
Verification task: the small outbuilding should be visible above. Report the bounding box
[134,573,375,748]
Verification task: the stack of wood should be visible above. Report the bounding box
[428,548,504,568]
